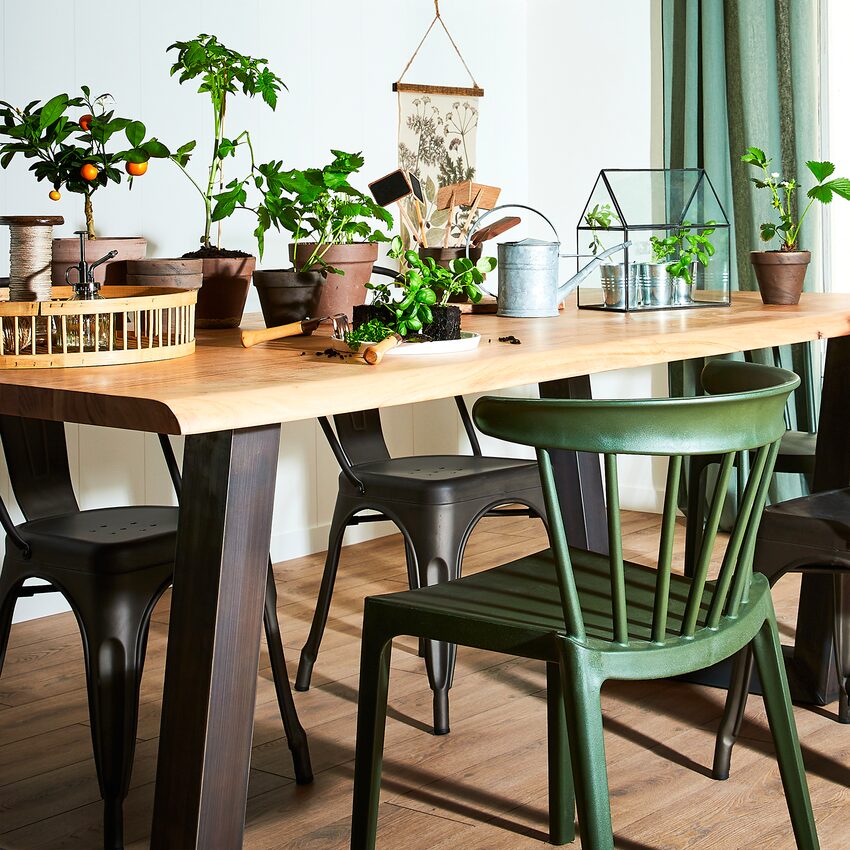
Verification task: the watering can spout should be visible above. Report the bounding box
[557,241,631,301]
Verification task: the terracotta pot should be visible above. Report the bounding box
[125,258,203,290]
[195,256,256,329]
[419,246,483,304]
[253,269,324,327]
[52,236,146,285]
[290,242,378,319]
[751,250,811,305]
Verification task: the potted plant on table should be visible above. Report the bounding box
[584,203,635,308]
[742,146,850,304]
[248,150,393,320]
[349,235,495,342]
[649,222,716,307]
[167,33,285,327]
[0,87,188,284]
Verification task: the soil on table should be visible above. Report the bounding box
[353,304,462,341]
[182,246,253,259]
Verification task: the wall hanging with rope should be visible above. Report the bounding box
[394,0,483,249]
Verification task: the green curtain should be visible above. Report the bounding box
[662,0,822,506]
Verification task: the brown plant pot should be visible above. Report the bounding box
[290,242,378,319]
[253,269,324,327]
[52,236,146,285]
[751,250,811,305]
[194,256,257,329]
[419,246,483,303]
[125,258,203,290]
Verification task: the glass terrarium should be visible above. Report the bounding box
[576,169,730,312]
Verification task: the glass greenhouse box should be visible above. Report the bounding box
[576,169,730,312]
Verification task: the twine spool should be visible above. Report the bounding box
[0,215,64,302]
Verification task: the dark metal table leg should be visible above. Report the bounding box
[539,375,609,555]
[151,425,281,850]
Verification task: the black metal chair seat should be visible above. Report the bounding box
[340,455,541,504]
[755,487,850,551]
[9,506,178,573]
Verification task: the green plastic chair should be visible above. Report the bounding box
[349,360,819,850]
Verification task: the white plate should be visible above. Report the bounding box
[332,331,481,357]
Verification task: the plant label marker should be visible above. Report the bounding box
[368,169,427,246]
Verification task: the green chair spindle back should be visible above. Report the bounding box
[472,360,800,648]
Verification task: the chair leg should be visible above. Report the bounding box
[404,508,473,736]
[263,559,313,784]
[751,612,820,850]
[833,574,850,724]
[557,640,614,850]
[546,662,575,846]
[684,457,707,579]
[296,504,350,691]
[712,646,755,780]
[75,581,159,850]
[350,612,394,850]
[0,571,22,676]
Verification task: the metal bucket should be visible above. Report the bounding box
[638,263,673,308]
[601,263,638,309]
[673,263,697,304]
[495,237,561,317]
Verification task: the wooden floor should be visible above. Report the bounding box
[0,512,848,849]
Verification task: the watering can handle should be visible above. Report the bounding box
[465,204,560,298]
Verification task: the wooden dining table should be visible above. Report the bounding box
[1,290,849,848]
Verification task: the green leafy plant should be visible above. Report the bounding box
[363,235,495,337]
[650,222,716,285]
[741,146,850,251]
[167,33,285,250]
[246,149,393,267]
[584,203,619,255]
[0,87,188,239]
[344,318,395,349]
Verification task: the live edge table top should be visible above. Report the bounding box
[0,291,847,436]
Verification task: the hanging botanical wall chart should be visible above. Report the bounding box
[394,3,483,248]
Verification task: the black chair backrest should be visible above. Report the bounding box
[0,416,78,521]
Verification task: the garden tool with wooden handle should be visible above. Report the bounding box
[363,333,404,365]
[241,313,350,348]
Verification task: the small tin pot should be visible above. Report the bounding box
[601,262,638,309]
[637,263,673,308]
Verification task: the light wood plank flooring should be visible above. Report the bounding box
[0,513,848,848]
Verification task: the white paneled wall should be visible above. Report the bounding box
[1,1,660,622]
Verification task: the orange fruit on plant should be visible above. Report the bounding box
[80,163,99,181]
[126,160,148,176]
[79,114,93,131]
[48,189,61,201]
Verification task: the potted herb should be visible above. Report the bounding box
[649,223,715,305]
[0,87,187,284]
[249,150,393,319]
[351,236,495,341]
[585,203,635,309]
[168,33,285,327]
[742,146,850,304]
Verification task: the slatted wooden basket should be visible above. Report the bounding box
[0,285,197,368]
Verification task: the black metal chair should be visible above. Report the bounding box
[712,486,850,780]
[0,417,311,850]
[294,398,548,735]
[685,344,817,572]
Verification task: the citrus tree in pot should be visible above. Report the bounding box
[0,87,187,283]
[167,33,285,328]
[742,146,850,304]
[249,150,393,318]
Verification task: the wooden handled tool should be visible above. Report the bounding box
[241,317,322,348]
[471,215,522,247]
[363,333,403,365]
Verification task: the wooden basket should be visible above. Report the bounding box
[0,285,197,368]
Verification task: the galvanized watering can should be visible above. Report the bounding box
[466,204,630,318]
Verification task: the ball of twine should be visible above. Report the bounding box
[9,223,54,302]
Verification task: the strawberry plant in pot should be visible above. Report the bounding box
[0,87,187,283]
[248,150,393,319]
[351,235,496,342]
[742,146,850,304]
[168,33,285,327]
